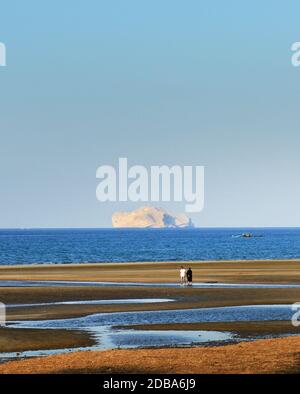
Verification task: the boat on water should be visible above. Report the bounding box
[232,233,263,238]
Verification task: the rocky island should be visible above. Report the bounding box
[112,206,194,228]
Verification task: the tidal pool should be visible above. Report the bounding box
[11,304,295,329]
[0,304,297,363]
[0,303,295,362]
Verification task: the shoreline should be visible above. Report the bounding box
[1,258,300,270]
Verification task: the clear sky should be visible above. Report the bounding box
[0,0,300,228]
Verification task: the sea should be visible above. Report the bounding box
[0,228,300,266]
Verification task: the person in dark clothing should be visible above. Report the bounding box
[186,267,193,286]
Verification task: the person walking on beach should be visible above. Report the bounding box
[186,267,193,286]
[179,266,186,285]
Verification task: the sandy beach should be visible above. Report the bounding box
[0,259,300,373]
[1,336,300,374]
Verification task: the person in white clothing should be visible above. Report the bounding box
[179,266,186,285]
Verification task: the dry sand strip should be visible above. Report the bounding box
[1,336,300,374]
[1,260,300,284]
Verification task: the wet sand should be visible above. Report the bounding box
[2,259,300,322]
[1,336,300,374]
[3,286,300,321]
[0,327,93,353]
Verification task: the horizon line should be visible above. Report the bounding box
[0,226,300,230]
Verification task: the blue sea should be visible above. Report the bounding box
[0,228,300,265]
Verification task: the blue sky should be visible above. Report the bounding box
[0,0,300,228]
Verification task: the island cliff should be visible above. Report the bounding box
[112,206,194,228]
